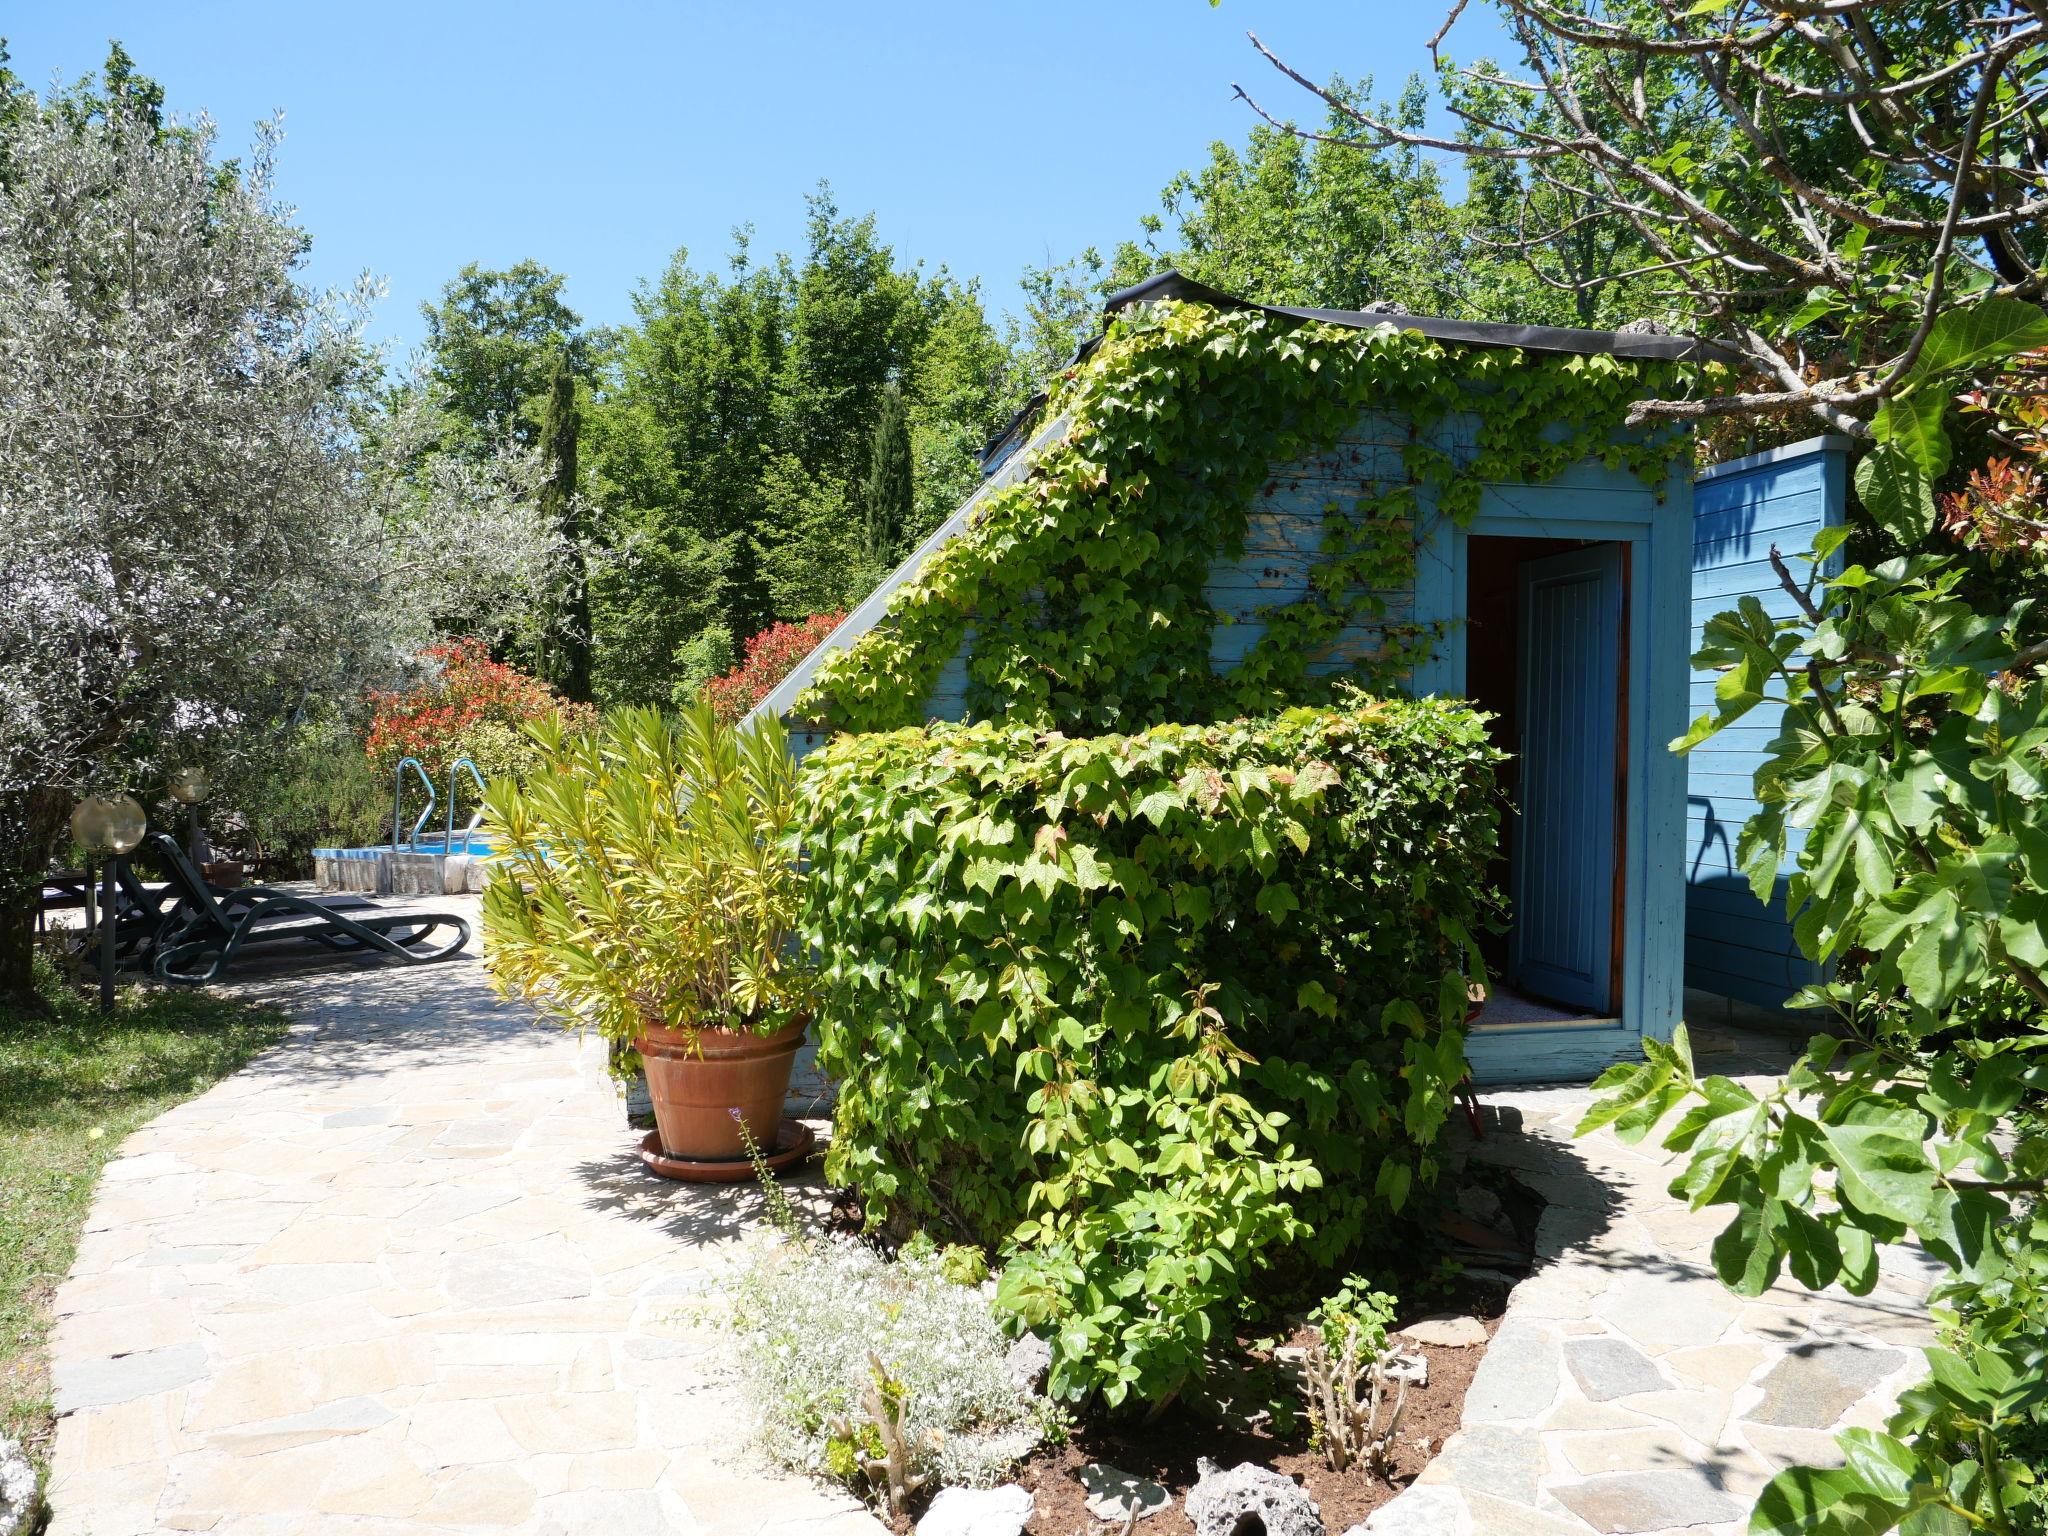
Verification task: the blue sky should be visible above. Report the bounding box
[6,2,1501,358]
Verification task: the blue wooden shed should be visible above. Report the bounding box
[1684,436,1850,1010]
[757,276,1830,1084]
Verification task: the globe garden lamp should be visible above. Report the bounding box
[167,766,209,806]
[167,765,211,862]
[72,793,146,1011]
[72,793,145,856]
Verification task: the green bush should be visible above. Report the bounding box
[210,718,387,872]
[797,697,1502,1411]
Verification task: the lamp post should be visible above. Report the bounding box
[71,793,146,1012]
[167,765,210,865]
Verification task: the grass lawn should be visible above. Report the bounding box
[0,959,287,1484]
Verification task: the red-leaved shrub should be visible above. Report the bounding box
[366,639,595,784]
[701,613,844,724]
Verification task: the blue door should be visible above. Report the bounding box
[1514,544,1624,1012]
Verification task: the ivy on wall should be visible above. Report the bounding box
[798,298,1688,736]
[797,699,1505,1408]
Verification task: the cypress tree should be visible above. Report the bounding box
[859,379,914,577]
[536,352,591,699]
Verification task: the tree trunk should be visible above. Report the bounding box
[0,885,39,1009]
[0,786,72,1010]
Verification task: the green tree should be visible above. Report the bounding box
[859,379,913,576]
[1104,77,1578,323]
[0,58,561,1003]
[420,260,584,448]
[534,351,590,700]
[587,193,1014,701]
[585,239,787,703]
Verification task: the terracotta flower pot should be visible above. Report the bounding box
[635,1016,807,1162]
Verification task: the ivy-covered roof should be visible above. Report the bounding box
[979,270,1721,469]
[754,280,1695,738]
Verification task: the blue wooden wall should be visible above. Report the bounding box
[895,409,1694,1086]
[1685,437,1849,1008]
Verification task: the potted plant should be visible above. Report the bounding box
[479,703,815,1171]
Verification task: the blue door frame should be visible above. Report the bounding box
[1412,466,1692,1085]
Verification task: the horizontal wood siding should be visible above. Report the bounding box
[1685,438,1847,1007]
[918,414,1433,718]
[1201,415,1422,679]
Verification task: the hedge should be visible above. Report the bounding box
[796,697,1504,1409]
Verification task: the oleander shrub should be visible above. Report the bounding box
[365,637,596,786]
[797,697,1503,1410]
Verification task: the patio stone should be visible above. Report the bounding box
[1626,1387,1735,1447]
[1425,1425,1544,1505]
[1745,1342,1908,1429]
[1552,1468,1746,1533]
[1463,1321,1561,1421]
[52,1341,208,1413]
[1353,1483,1470,1535]
[1565,1337,1670,1402]
[1594,1276,1740,1353]
[441,1248,593,1306]
[1466,1491,1597,1536]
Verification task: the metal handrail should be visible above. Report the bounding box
[392,758,436,853]
[444,758,487,851]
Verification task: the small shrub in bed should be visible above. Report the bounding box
[725,1233,1058,1509]
[796,698,1504,1411]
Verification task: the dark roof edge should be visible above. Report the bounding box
[1104,270,1725,363]
[981,268,1735,468]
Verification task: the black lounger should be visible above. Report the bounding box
[144,834,471,983]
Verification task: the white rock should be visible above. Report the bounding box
[1184,1459,1322,1536]
[1079,1462,1172,1521]
[1384,1350,1429,1386]
[917,1484,1034,1536]
[1005,1332,1052,1396]
[0,1438,36,1536]
[1398,1313,1487,1348]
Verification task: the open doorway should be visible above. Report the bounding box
[1463,534,1630,1023]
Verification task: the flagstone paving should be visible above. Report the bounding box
[1360,1021,1937,1536]
[43,908,882,1536]
[45,921,1938,1536]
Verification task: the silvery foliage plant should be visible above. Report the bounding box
[0,84,563,899]
[725,1233,1055,1495]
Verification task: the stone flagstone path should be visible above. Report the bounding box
[1363,1022,1937,1536]
[44,910,882,1536]
[44,918,1938,1536]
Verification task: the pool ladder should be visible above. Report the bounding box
[390,757,488,854]
[392,758,435,853]
[444,758,487,852]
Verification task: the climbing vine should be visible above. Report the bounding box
[799,299,1690,735]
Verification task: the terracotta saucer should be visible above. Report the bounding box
[636,1119,816,1183]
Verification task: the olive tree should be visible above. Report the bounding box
[0,84,562,1002]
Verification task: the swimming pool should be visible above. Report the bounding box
[311,838,497,895]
